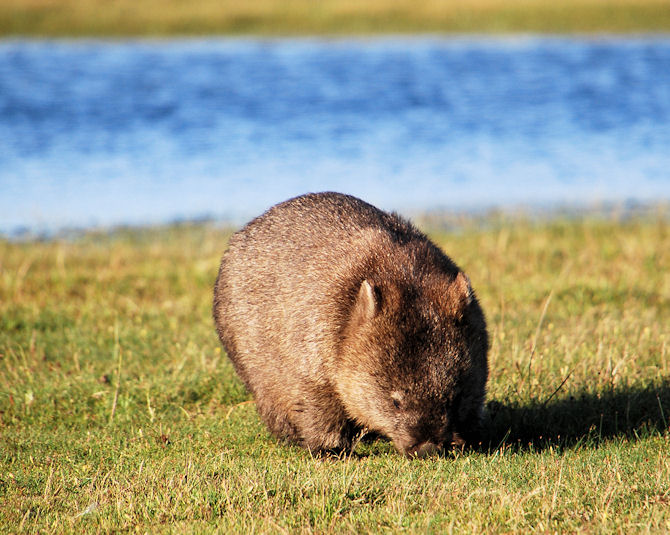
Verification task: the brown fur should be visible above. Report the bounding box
[213,192,488,456]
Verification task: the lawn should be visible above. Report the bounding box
[1,209,668,533]
[2,0,670,36]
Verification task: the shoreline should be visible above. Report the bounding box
[3,201,667,243]
[2,32,670,43]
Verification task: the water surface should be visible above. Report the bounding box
[1,37,669,234]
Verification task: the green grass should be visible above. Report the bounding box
[2,0,670,36]
[1,211,669,533]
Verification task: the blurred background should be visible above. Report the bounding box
[1,1,669,236]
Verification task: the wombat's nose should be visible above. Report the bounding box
[450,432,465,447]
[406,441,441,458]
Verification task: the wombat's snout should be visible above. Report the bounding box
[398,432,466,458]
[404,441,441,458]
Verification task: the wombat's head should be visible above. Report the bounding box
[336,272,488,457]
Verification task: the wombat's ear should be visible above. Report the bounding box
[453,271,473,310]
[352,279,378,323]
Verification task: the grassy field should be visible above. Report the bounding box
[2,0,670,36]
[1,211,669,533]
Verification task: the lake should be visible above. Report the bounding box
[1,36,669,235]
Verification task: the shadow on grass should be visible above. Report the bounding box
[481,379,670,453]
[236,382,670,459]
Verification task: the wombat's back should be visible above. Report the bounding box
[214,192,426,377]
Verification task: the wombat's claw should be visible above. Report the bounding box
[314,428,370,461]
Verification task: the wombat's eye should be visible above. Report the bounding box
[390,391,404,410]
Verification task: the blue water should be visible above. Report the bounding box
[1,37,670,234]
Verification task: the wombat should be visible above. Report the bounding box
[213,192,488,457]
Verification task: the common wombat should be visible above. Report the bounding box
[213,192,488,457]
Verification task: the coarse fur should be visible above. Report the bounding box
[213,192,489,456]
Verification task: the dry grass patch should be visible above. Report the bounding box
[2,0,670,36]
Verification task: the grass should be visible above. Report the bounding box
[2,0,670,36]
[1,210,669,533]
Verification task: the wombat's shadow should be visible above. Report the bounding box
[478,379,670,453]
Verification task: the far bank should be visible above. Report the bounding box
[2,0,670,37]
